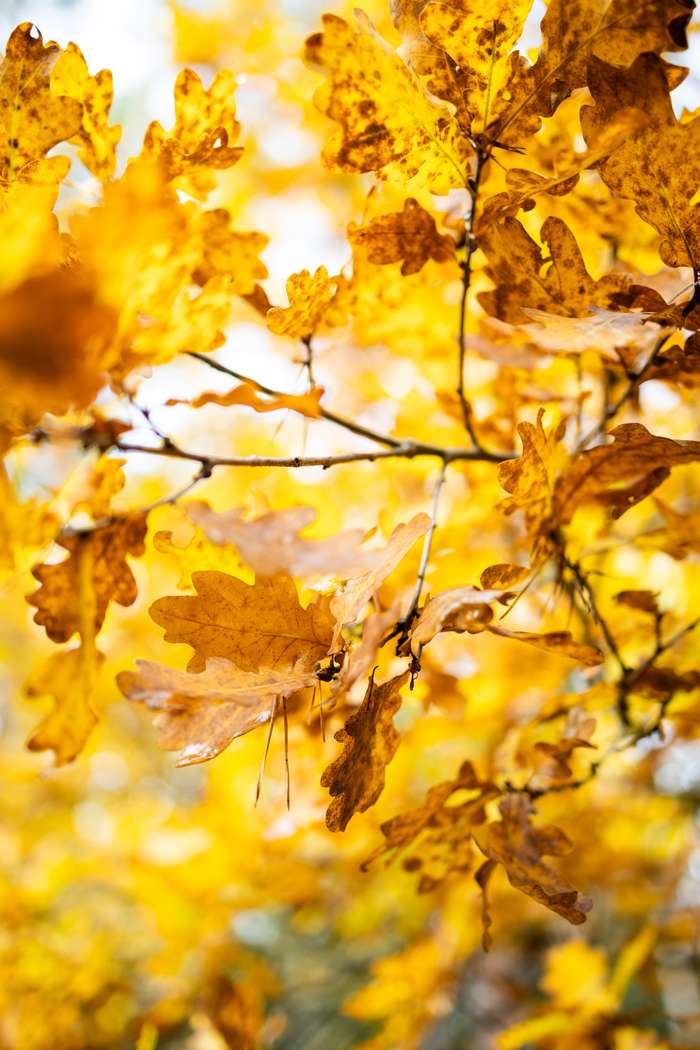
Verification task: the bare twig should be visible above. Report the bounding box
[457,147,486,448]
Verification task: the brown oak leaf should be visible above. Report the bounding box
[473,793,592,924]
[349,198,455,276]
[322,671,409,832]
[118,656,316,765]
[363,760,500,893]
[149,570,335,673]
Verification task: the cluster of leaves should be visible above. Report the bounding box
[3,0,700,1046]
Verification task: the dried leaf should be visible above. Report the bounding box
[363,760,500,893]
[28,515,147,643]
[266,266,334,340]
[25,644,104,765]
[487,626,604,666]
[168,383,324,418]
[118,656,316,765]
[553,423,700,523]
[50,41,121,179]
[330,513,430,644]
[322,671,409,832]
[141,68,243,196]
[582,52,700,269]
[185,502,379,580]
[304,11,466,192]
[149,570,335,673]
[0,23,82,195]
[348,198,455,276]
[473,793,592,924]
[410,586,506,653]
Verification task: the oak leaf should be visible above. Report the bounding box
[185,502,379,581]
[141,68,243,197]
[168,383,324,419]
[410,586,507,653]
[330,513,431,644]
[553,423,700,523]
[304,12,467,192]
[348,198,455,276]
[118,657,316,765]
[322,671,409,832]
[487,627,603,666]
[479,216,640,325]
[363,760,500,892]
[266,267,334,341]
[25,644,104,765]
[149,571,335,673]
[193,209,268,293]
[50,41,121,179]
[0,23,82,195]
[28,515,147,643]
[473,793,592,924]
[582,52,700,269]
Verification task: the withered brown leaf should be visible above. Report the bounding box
[118,656,316,765]
[149,570,335,673]
[348,198,455,276]
[322,670,409,832]
[473,793,592,924]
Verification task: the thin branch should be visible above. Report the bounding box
[560,550,628,675]
[617,615,700,727]
[186,350,407,450]
[402,461,449,644]
[301,335,315,389]
[113,437,507,469]
[577,331,670,449]
[457,147,486,447]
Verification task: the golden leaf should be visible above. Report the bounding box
[553,423,700,523]
[266,266,334,341]
[167,383,324,418]
[185,502,379,581]
[410,585,506,652]
[304,12,467,192]
[330,513,430,644]
[0,23,82,195]
[582,52,700,269]
[479,216,638,325]
[149,570,335,673]
[118,656,316,766]
[487,626,603,666]
[28,515,147,643]
[50,41,121,179]
[25,644,104,765]
[193,209,268,293]
[322,671,409,832]
[141,68,243,197]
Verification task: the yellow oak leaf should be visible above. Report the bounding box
[410,586,506,653]
[417,0,534,135]
[330,513,431,645]
[349,198,455,276]
[185,502,379,581]
[553,423,700,523]
[487,626,603,666]
[193,209,268,293]
[0,23,82,196]
[50,41,121,179]
[28,515,147,643]
[167,383,324,418]
[149,571,335,673]
[118,657,316,765]
[478,216,640,325]
[321,671,409,832]
[141,68,243,197]
[266,266,334,341]
[25,644,104,765]
[304,12,467,192]
[582,52,700,269]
